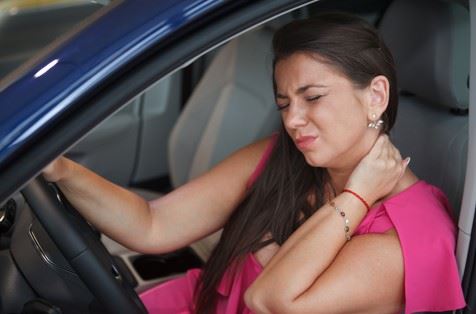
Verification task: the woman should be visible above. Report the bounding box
[43,13,465,313]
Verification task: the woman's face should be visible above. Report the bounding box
[274,52,377,169]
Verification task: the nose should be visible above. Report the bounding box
[283,102,308,129]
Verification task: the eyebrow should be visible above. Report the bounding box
[276,84,328,99]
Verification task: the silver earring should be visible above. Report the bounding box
[368,119,384,129]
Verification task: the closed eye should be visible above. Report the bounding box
[306,95,323,102]
[275,95,324,111]
[275,103,289,111]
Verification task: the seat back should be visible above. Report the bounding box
[168,27,280,188]
[380,0,470,217]
[167,26,282,259]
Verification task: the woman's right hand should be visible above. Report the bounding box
[345,135,410,208]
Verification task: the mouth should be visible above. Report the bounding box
[295,136,318,150]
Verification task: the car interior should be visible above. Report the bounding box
[97,0,470,294]
[0,0,472,312]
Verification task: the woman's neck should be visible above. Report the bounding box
[326,166,353,196]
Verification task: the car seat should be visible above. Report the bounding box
[379,0,469,219]
[379,1,469,310]
[166,23,282,260]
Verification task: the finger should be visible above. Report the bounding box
[383,136,399,161]
[380,136,394,160]
[391,145,402,162]
[397,156,411,179]
[384,137,400,158]
[371,134,387,158]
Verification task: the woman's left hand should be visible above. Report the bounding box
[345,134,410,207]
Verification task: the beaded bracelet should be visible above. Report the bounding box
[329,200,351,241]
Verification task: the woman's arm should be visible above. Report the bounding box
[42,137,271,254]
[245,194,403,313]
[245,135,408,313]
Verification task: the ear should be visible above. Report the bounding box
[365,75,390,120]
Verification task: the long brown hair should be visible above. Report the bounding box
[195,12,398,313]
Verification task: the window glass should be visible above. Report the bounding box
[0,0,112,82]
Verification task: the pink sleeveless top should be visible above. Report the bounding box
[140,135,466,313]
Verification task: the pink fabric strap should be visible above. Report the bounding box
[246,133,278,189]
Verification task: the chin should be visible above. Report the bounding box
[303,154,329,168]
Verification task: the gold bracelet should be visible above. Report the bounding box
[329,201,351,241]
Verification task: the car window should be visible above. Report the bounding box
[0,0,112,86]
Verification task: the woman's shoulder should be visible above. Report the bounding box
[382,179,456,233]
[377,168,450,215]
[244,133,277,163]
[244,133,278,188]
[384,179,454,220]
[219,134,275,180]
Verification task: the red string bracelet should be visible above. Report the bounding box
[342,188,370,211]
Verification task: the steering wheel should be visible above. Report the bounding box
[21,176,147,314]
